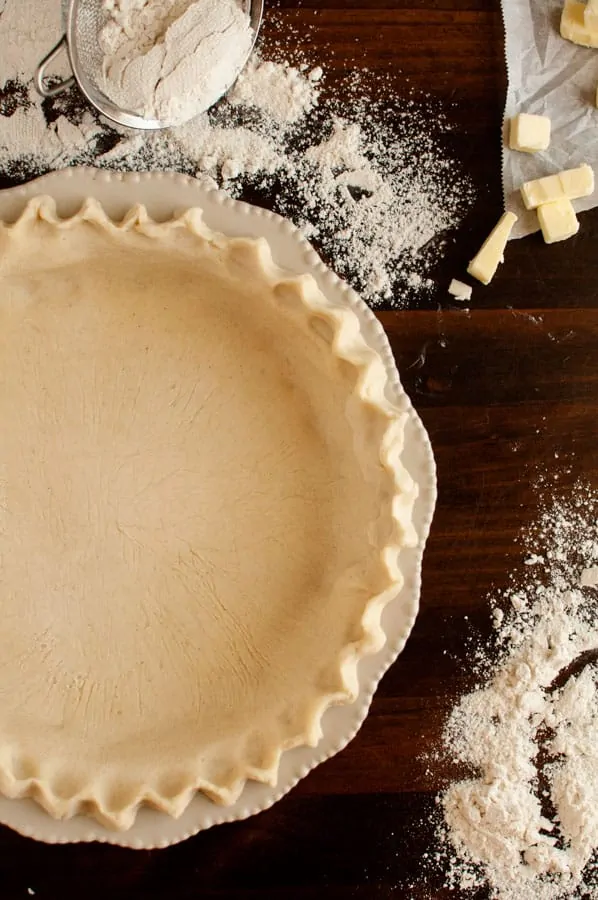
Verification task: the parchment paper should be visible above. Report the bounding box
[502,0,598,237]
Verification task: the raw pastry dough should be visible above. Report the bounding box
[0,197,417,830]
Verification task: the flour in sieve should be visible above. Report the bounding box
[424,480,598,900]
[0,0,475,308]
[99,0,254,124]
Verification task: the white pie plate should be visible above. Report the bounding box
[0,168,436,849]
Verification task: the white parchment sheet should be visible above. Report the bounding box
[503,0,598,237]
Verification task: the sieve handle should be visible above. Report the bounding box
[34,36,76,98]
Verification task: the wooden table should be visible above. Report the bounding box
[1,2,597,898]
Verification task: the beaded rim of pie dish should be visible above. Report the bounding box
[0,192,420,832]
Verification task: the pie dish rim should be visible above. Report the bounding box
[0,168,436,847]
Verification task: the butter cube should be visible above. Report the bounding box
[467,211,518,286]
[561,0,598,47]
[509,113,551,153]
[448,279,472,302]
[520,164,594,210]
[537,199,579,244]
[586,0,598,28]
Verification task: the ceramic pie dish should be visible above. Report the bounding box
[0,169,436,848]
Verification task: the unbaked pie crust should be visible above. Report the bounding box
[0,197,418,830]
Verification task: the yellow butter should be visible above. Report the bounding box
[537,199,579,244]
[520,164,594,210]
[586,0,598,29]
[561,0,598,47]
[509,113,551,153]
[448,279,472,302]
[467,212,518,286]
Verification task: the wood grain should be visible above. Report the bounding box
[1,2,598,899]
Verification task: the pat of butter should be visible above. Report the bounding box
[537,199,579,244]
[586,0,598,28]
[509,113,551,153]
[448,279,472,302]
[561,0,598,47]
[467,212,518,286]
[520,164,594,210]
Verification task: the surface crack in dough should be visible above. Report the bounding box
[0,196,419,830]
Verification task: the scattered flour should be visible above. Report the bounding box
[436,482,598,899]
[581,566,598,588]
[100,0,254,124]
[229,58,321,123]
[0,0,474,307]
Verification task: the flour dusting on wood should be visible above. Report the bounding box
[0,0,474,308]
[425,479,598,899]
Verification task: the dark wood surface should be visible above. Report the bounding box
[1,2,598,898]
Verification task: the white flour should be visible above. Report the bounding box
[433,481,598,899]
[0,0,474,307]
[100,0,253,124]
[229,58,322,123]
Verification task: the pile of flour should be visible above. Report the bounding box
[100,0,253,124]
[0,0,474,307]
[432,480,598,899]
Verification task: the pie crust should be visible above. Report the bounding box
[0,196,418,831]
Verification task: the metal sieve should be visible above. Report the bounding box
[35,0,264,131]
